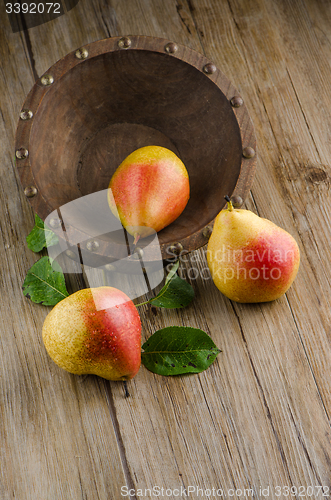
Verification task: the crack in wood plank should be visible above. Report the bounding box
[19,15,39,81]
[287,404,325,486]
[154,386,190,492]
[247,190,261,217]
[184,0,206,55]
[230,301,294,485]
[284,293,331,426]
[225,0,241,34]
[92,1,119,38]
[196,376,241,490]
[103,380,138,500]
[286,67,321,161]
[175,1,192,35]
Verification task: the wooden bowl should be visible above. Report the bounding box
[15,35,256,264]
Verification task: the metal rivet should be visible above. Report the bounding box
[41,74,54,86]
[86,240,100,252]
[20,109,33,120]
[118,37,131,49]
[203,63,217,75]
[75,47,89,60]
[231,195,243,208]
[15,148,29,160]
[168,242,183,255]
[202,226,213,239]
[24,186,37,198]
[104,263,116,272]
[65,249,77,259]
[230,96,244,107]
[165,42,178,54]
[49,217,61,229]
[243,147,255,159]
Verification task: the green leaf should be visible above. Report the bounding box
[22,256,69,306]
[165,259,179,284]
[26,214,59,252]
[148,262,194,309]
[141,326,221,376]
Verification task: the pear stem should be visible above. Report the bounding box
[224,195,233,211]
[123,381,130,398]
[133,233,140,246]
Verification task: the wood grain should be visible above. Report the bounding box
[1,0,331,498]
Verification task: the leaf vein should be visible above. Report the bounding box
[29,272,67,297]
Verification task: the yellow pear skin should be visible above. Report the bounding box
[108,146,190,244]
[207,199,300,303]
[42,287,141,380]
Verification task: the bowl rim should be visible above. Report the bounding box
[15,34,257,262]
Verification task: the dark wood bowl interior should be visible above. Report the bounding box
[15,36,257,263]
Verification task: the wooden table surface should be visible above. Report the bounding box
[1,0,331,498]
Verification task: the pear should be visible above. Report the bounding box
[42,287,141,380]
[207,197,300,303]
[108,146,190,244]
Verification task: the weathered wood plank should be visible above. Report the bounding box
[185,0,331,486]
[1,0,331,498]
[0,4,130,499]
[107,0,331,493]
[201,0,331,408]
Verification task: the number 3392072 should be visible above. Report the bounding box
[6,3,61,14]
